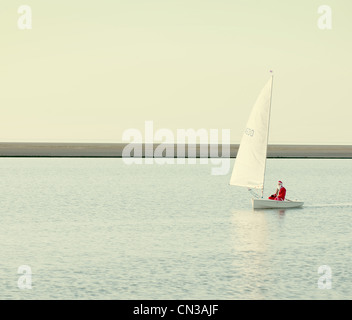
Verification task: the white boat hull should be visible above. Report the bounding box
[252,198,304,209]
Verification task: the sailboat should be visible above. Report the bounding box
[230,75,304,209]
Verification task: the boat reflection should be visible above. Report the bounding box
[253,208,286,217]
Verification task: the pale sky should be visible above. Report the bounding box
[1,0,351,144]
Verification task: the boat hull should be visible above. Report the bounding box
[252,198,304,209]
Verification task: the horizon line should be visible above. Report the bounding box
[0,142,351,158]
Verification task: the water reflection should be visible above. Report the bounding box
[253,208,286,217]
[230,210,268,252]
[229,209,272,299]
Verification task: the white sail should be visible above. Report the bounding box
[230,76,273,190]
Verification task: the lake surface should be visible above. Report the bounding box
[0,158,351,299]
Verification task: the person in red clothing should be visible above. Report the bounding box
[268,181,286,201]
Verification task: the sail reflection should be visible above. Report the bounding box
[230,210,269,253]
[229,210,272,299]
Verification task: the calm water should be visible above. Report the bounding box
[0,158,351,300]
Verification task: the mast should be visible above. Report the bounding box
[261,74,274,198]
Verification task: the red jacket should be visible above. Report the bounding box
[277,187,286,200]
